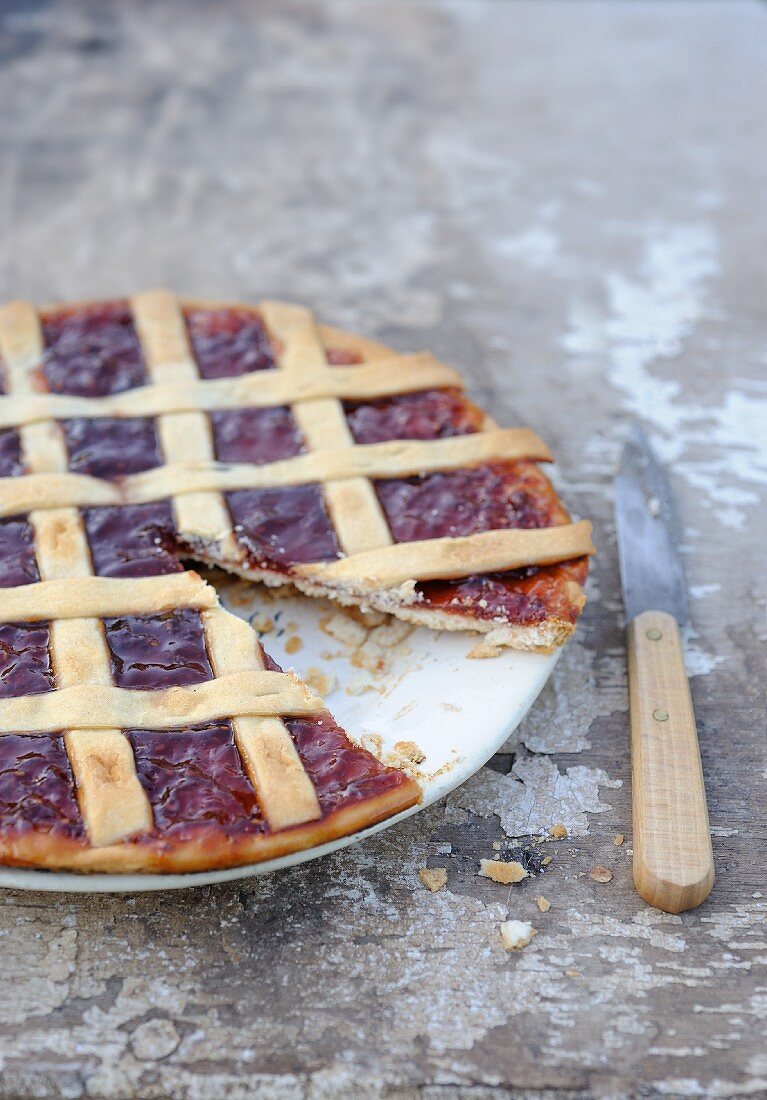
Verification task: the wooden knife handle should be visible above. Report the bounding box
[627,610,714,913]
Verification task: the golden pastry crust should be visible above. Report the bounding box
[0,784,418,874]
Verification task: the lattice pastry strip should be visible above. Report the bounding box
[261,300,394,556]
[0,304,152,847]
[132,289,242,562]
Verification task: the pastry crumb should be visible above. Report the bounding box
[541,854,553,866]
[589,865,613,883]
[284,635,302,654]
[535,896,551,913]
[467,640,503,659]
[359,732,384,758]
[345,681,375,696]
[550,823,568,840]
[345,605,388,629]
[499,920,537,951]
[304,667,338,696]
[393,740,426,765]
[565,968,580,978]
[614,834,625,846]
[492,841,502,851]
[250,612,274,634]
[419,867,447,892]
[368,619,412,649]
[479,858,528,885]
[320,612,368,648]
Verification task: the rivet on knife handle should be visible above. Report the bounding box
[627,610,714,913]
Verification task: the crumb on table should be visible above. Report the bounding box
[588,865,613,883]
[550,823,568,840]
[479,858,528,885]
[419,867,448,892]
[535,896,551,913]
[499,920,537,951]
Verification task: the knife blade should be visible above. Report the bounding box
[615,423,689,626]
[614,423,714,914]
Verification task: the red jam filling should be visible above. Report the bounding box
[345,389,482,444]
[185,308,277,378]
[128,723,267,838]
[0,522,53,700]
[104,609,213,690]
[64,417,163,480]
[0,429,23,478]
[42,302,147,396]
[84,502,182,578]
[0,733,84,839]
[0,622,55,698]
[211,406,304,464]
[376,461,562,543]
[227,484,341,569]
[0,519,40,587]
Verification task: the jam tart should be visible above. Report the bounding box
[0,291,592,873]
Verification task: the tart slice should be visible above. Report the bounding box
[0,562,419,873]
[0,291,594,653]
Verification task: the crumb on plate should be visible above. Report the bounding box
[393,740,426,765]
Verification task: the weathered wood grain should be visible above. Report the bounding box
[0,1,764,1097]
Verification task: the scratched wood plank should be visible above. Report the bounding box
[0,1,764,1097]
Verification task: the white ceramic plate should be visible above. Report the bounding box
[0,577,558,893]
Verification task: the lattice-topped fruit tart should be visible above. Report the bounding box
[0,291,593,873]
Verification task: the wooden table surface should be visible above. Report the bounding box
[0,2,764,1097]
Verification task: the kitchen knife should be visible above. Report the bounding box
[615,424,714,913]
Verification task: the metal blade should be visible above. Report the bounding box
[615,423,690,625]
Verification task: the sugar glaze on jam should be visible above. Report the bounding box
[128,723,267,839]
[42,302,147,396]
[105,609,213,690]
[0,734,84,839]
[64,417,162,480]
